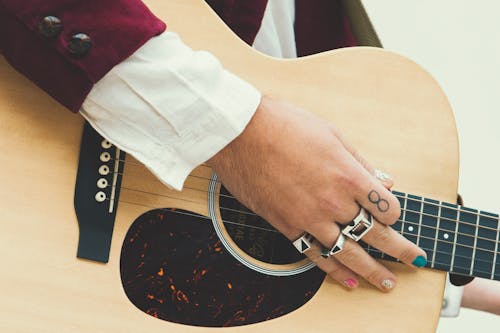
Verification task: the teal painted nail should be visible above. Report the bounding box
[412,255,427,268]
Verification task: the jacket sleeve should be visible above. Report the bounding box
[0,0,166,112]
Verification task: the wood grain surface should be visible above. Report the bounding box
[0,0,459,332]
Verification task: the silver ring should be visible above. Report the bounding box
[375,169,391,182]
[342,208,373,242]
[292,233,315,253]
[320,233,345,258]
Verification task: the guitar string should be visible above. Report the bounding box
[190,200,498,245]
[110,196,500,260]
[104,163,500,232]
[102,156,500,272]
[364,248,496,277]
[364,247,497,278]
[201,202,499,246]
[118,184,500,242]
[104,181,500,235]
[108,159,500,222]
[114,199,498,275]
[213,204,500,247]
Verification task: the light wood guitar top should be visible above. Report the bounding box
[0,0,460,332]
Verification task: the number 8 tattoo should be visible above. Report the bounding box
[368,190,389,212]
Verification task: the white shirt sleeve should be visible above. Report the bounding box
[80,32,261,190]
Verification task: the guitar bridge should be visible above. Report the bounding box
[73,122,126,263]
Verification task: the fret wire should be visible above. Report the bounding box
[398,219,497,248]
[416,195,423,247]
[431,203,442,269]
[470,212,480,275]
[393,193,498,221]
[397,197,498,231]
[364,247,496,277]
[401,209,498,243]
[493,219,500,279]
[374,224,498,257]
[399,193,407,252]
[450,208,460,273]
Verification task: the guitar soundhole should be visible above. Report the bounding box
[219,185,304,265]
[120,209,324,327]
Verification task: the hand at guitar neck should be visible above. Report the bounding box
[207,96,428,291]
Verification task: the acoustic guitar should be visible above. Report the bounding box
[0,1,498,332]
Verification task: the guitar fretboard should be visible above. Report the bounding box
[364,191,500,281]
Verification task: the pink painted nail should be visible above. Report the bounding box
[343,278,358,288]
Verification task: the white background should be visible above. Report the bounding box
[362,0,500,331]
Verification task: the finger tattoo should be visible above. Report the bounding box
[368,190,389,212]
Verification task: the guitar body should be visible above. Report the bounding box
[0,1,460,332]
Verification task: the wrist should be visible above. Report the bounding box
[207,95,270,170]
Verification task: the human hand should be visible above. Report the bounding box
[207,96,427,292]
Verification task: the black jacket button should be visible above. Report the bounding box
[68,33,92,56]
[38,16,63,38]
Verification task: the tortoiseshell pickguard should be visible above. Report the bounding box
[120,208,325,327]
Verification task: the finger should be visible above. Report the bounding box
[326,260,359,289]
[307,221,396,292]
[362,220,427,267]
[302,240,359,289]
[352,165,401,226]
[333,238,397,292]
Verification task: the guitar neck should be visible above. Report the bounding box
[366,191,500,281]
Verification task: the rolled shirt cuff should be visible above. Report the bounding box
[81,32,261,190]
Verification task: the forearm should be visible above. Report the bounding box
[462,278,500,315]
[81,31,261,190]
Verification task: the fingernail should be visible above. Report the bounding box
[381,279,395,290]
[343,278,358,288]
[375,169,392,182]
[412,255,427,268]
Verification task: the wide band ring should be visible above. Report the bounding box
[342,208,373,242]
[292,233,315,253]
[320,233,345,258]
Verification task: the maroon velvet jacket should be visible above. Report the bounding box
[0,0,165,112]
[0,0,354,112]
[206,0,356,56]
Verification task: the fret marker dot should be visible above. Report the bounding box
[408,226,414,232]
[443,233,449,240]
